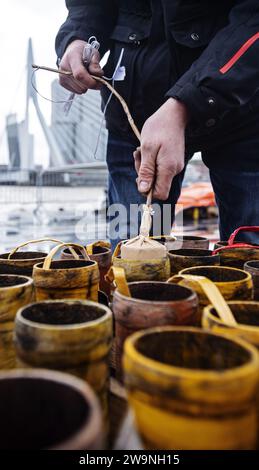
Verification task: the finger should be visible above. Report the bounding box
[59,74,84,94]
[69,53,97,89]
[67,75,87,93]
[67,74,87,93]
[87,51,103,90]
[87,76,102,91]
[88,50,103,76]
[152,150,177,200]
[137,142,157,194]
[133,148,141,174]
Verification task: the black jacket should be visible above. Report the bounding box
[56,1,259,154]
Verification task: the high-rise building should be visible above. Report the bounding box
[51,80,108,165]
[5,114,21,168]
[6,113,34,170]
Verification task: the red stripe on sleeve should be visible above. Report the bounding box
[220,32,259,74]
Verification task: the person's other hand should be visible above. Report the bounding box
[59,39,103,94]
[134,98,189,200]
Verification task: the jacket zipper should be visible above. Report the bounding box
[220,32,259,74]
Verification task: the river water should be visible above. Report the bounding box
[0,183,219,252]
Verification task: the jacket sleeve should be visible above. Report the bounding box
[166,0,259,132]
[55,0,119,60]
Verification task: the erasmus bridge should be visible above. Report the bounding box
[3,39,108,186]
[0,40,110,250]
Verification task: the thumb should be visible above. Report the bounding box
[138,145,156,194]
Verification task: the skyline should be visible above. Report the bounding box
[0,0,68,166]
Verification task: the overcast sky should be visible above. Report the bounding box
[0,0,67,165]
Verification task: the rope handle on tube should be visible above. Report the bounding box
[43,243,90,270]
[167,274,237,327]
[228,226,259,246]
[213,226,259,254]
[8,238,65,259]
[86,240,111,255]
[213,242,259,255]
[112,242,123,260]
[105,266,131,297]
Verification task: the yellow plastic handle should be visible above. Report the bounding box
[105,266,131,297]
[87,240,111,255]
[43,243,90,270]
[112,242,123,260]
[168,274,237,327]
[8,238,64,259]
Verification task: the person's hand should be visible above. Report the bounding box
[134,98,189,200]
[59,39,103,94]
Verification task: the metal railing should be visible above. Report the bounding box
[0,166,108,205]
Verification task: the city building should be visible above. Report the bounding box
[5,113,34,171]
[51,80,108,165]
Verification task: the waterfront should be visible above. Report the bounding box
[0,185,107,251]
[0,183,219,252]
[0,157,220,252]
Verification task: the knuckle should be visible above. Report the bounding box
[90,57,99,65]
[143,116,152,128]
[79,85,88,93]
[92,50,100,60]
[176,162,184,174]
[167,162,176,172]
[154,190,168,201]
[139,165,154,178]
[74,70,85,82]
[67,49,76,60]
[141,161,152,172]
[141,141,153,153]
[59,80,72,92]
[161,192,169,201]
[59,55,67,66]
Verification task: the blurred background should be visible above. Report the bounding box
[0,0,218,252]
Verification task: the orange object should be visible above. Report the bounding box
[176,183,216,214]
